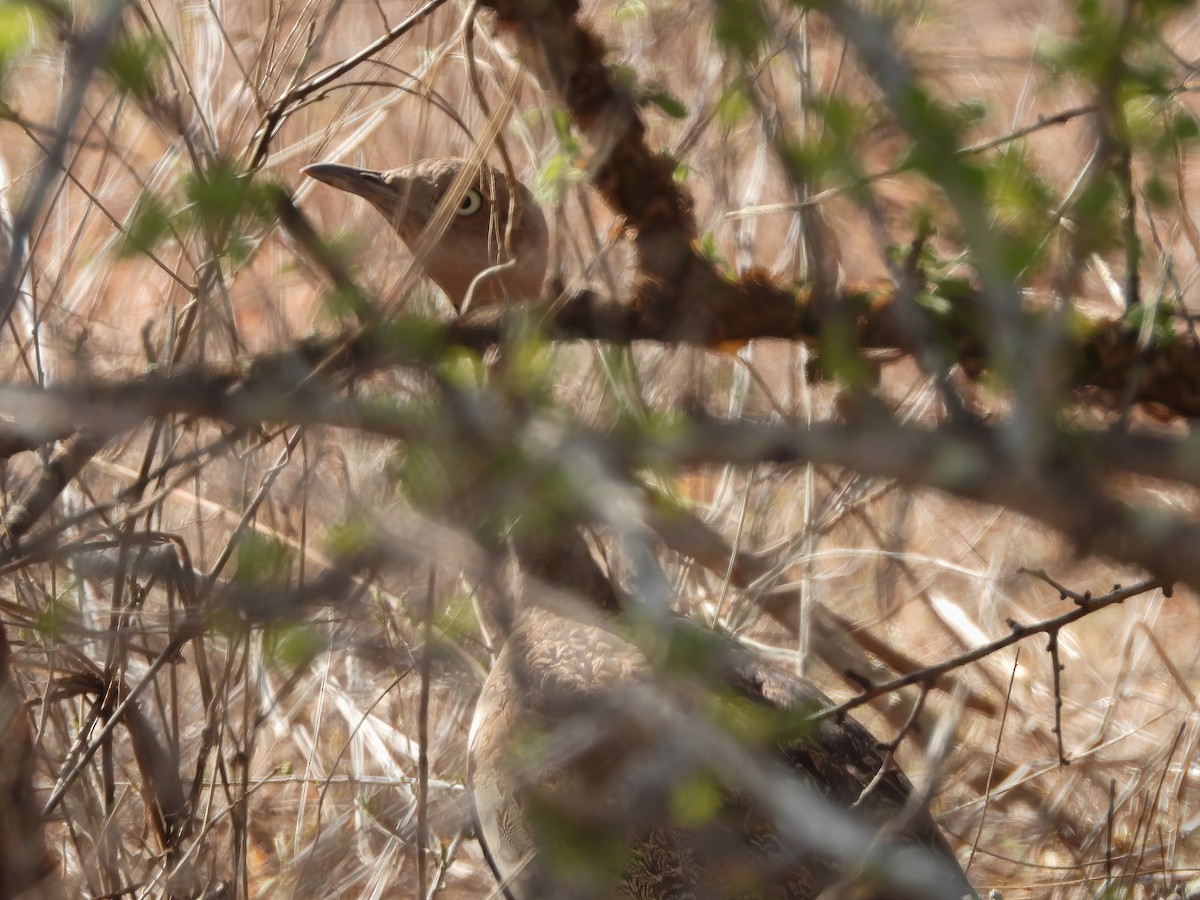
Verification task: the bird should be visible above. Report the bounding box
[302,157,548,311]
[472,528,978,900]
[304,156,976,898]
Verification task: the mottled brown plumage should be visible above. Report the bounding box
[472,530,977,900]
[304,157,975,898]
[302,157,548,310]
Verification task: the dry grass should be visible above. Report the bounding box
[1,1,1199,898]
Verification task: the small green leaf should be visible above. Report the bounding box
[698,231,724,265]
[1170,109,1200,142]
[393,442,454,509]
[645,86,687,120]
[324,516,377,559]
[0,3,36,63]
[185,158,274,238]
[532,153,586,205]
[234,532,292,587]
[378,313,447,360]
[322,284,371,319]
[105,34,163,101]
[715,84,751,128]
[437,345,486,389]
[264,621,322,669]
[432,593,478,641]
[669,774,724,827]
[916,291,952,316]
[120,190,172,257]
[34,597,68,639]
[1143,172,1171,209]
[816,316,872,388]
[187,159,248,227]
[712,0,771,58]
[549,107,576,148]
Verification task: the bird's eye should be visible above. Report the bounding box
[457,188,483,217]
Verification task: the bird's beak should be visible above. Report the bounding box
[301,163,399,204]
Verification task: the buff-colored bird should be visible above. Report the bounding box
[302,157,548,310]
[472,529,978,900]
[305,157,977,899]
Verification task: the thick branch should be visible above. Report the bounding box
[646,417,1200,594]
[4,351,1200,596]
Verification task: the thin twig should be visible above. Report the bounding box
[965,647,1020,876]
[247,0,450,170]
[1047,630,1068,765]
[417,567,435,899]
[818,577,1163,721]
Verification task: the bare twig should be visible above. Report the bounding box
[965,648,1020,875]
[1047,630,1067,765]
[817,578,1164,721]
[247,0,450,171]
[417,567,435,899]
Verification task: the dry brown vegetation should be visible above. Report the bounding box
[1,0,1200,898]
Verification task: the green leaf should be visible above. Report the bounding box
[0,2,36,64]
[669,774,723,828]
[816,316,872,388]
[712,0,772,58]
[392,441,455,509]
[33,597,68,639]
[322,284,371,320]
[532,153,586,205]
[119,189,172,257]
[105,33,163,101]
[431,593,478,642]
[698,231,724,265]
[324,516,377,559]
[378,312,447,361]
[645,86,687,120]
[264,621,322,669]
[185,158,274,239]
[1171,110,1200,142]
[436,345,486,390]
[715,84,751,128]
[234,532,292,587]
[1143,172,1171,209]
[549,107,578,151]
[187,158,249,228]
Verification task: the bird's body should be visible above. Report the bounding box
[304,157,975,899]
[302,157,548,309]
[469,585,975,900]
[471,532,976,900]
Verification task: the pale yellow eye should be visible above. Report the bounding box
[457,188,483,217]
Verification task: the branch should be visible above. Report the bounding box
[818,578,1163,721]
[4,328,1200,594]
[647,417,1200,593]
[460,4,1200,427]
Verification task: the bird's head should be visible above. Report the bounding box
[302,157,548,311]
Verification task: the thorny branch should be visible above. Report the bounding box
[5,341,1200,591]
[818,577,1165,722]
